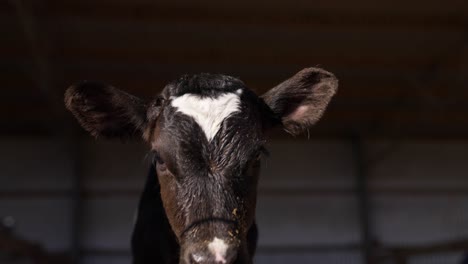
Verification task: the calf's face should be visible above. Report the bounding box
[64,68,337,264]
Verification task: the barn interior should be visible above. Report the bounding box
[1,0,468,263]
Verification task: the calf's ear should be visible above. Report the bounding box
[64,81,149,139]
[261,67,338,135]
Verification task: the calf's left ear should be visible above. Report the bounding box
[64,81,149,139]
[261,67,338,135]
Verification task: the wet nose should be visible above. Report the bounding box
[187,238,237,264]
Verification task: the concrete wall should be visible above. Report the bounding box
[1,137,468,263]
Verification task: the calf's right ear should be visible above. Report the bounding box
[64,81,151,139]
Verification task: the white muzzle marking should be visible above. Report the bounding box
[207,237,229,263]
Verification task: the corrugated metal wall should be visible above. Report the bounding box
[1,138,468,263]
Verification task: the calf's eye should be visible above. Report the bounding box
[153,151,167,171]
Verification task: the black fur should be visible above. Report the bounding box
[161,73,246,98]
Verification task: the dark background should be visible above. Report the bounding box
[1,0,468,263]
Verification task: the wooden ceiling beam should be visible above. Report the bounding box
[1,51,465,74]
[0,19,463,60]
[1,2,465,30]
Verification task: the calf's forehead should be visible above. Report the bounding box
[170,89,243,142]
[159,73,265,142]
[153,74,266,172]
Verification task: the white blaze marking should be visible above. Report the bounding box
[171,90,242,141]
[208,237,229,263]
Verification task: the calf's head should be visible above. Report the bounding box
[64,67,337,264]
